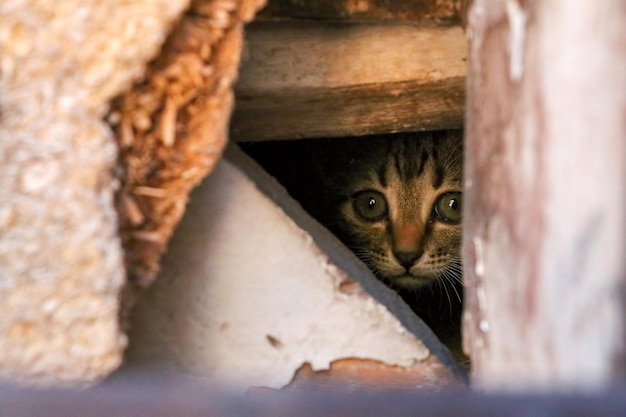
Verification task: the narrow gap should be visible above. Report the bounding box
[239,132,468,369]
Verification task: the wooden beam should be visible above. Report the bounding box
[463,0,626,390]
[257,0,464,25]
[231,21,466,141]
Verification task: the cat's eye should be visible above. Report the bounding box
[352,190,388,222]
[434,192,462,224]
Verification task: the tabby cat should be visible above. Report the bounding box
[243,131,465,355]
[318,131,463,290]
[244,131,464,292]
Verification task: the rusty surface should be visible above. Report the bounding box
[258,0,463,25]
[106,0,266,305]
[284,357,461,391]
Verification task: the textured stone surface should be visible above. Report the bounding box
[0,0,189,385]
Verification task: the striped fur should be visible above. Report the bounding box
[317,131,463,290]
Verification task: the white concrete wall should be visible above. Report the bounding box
[125,146,463,391]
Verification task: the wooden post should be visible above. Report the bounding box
[463,0,626,390]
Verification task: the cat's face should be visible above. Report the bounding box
[333,132,463,289]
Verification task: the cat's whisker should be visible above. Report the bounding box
[443,271,463,304]
[347,246,370,256]
[446,259,464,286]
[445,267,464,285]
[447,258,462,267]
[439,273,454,315]
[448,271,463,281]
[448,258,463,267]
[447,274,464,288]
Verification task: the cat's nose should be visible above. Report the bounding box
[393,250,423,269]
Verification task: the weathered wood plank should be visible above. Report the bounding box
[231,21,466,141]
[463,0,626,390]
[257,0,463,25]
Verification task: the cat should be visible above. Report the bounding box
[243,131,463,292]
[243,130,465,361]
[311,131,463,291]
[303,130,465,362]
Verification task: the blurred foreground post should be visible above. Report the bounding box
[463,0,626,390]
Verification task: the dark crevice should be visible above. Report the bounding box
[235,133,468,376]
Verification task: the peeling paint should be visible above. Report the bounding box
[126,157,446,391]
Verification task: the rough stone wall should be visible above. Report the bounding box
[0,0,190,385]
